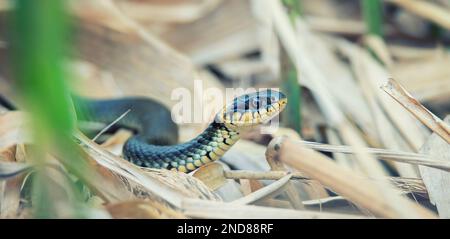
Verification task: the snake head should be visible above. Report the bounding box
[215,90,287,128]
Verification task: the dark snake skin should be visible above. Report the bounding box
[74,96,239,173]
[73,90,286,173]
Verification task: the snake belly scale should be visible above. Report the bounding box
[74,90,287,173]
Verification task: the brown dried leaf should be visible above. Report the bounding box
[192,162,227,191]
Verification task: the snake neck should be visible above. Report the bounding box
[123,122,240,172]
[187,121,240,165]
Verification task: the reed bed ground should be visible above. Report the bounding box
[0,0,449,219]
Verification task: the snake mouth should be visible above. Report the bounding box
[215,90,287,127]
[251,97,287,124]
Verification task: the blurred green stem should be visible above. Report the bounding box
[281,61,302,133]
[362,0,383,37]
[283,0,303,22]
[281,0,302,134]
[12,0,89,218]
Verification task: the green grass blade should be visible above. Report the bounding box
[11,0,90,218]
[362,0,384,36]
[280,0,302,134]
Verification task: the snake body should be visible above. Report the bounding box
[74,90,287,173]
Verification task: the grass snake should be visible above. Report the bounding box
[40,90,288,173]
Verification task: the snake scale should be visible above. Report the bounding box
[74,90,287,173]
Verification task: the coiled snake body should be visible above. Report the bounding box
[75,90,287,173]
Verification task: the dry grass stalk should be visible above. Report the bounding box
[304,16,397,36]
[224,170,307,180]
[76,130,222,205]
[73,18,197,108]
[381,78,450,144]
[305,16,366,35]
[301,140,450,171]
[193,162,306,206]
[0,112,219,217]
[231,174,292,205]
[267,136,436,218]
[182,199,368,219]
[268,0,418,178]
[271,128,329,200]
[159,0,267,65]
[92,109,130,142]
[335,38,428,152]
[363,34,393,68]
[338,122,425,217]
[300,196,367,215]
[114,0,222,24]
[334,39,422,177]
[265,138,305,209]
[268,0,380,188]
[268,0,343,124]
[71,1,224,135]
[193,165,425,196]
[323,128,355,170]
[295,32,377,140]
[391,54,450,102]
[142,168,221,201]
[388,45,443,62]
[386,0,450,30]
[226,169,427,197]
[74,131,189,208]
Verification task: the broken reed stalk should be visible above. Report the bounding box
[231,174,292,205]
[266,136,437,218]
[224,170,307,180]
[301,140,450,171]
[381,78,450,144]
[337,120,419,217]
[265,134,305,209]
[224,169,427,196]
